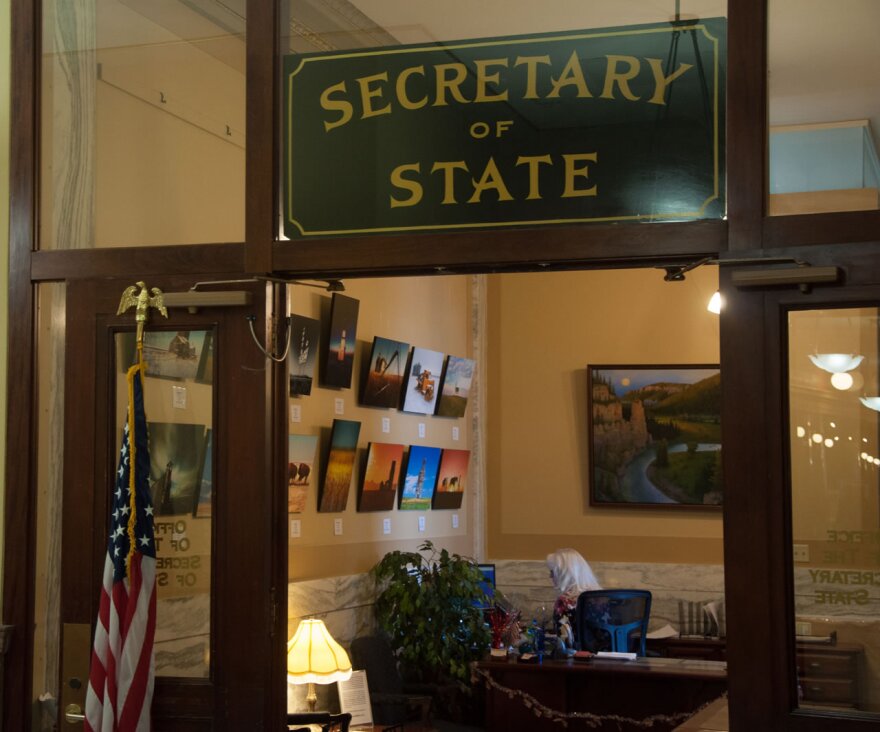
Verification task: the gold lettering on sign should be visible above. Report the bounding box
[562,153,598,197]
[315,47,698,131]
[516,155,553,200]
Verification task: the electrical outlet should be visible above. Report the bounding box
[172,386,187,410]
[383,518,391,535]
[452,426,460,441]
[334,398,345,415]
[290,404,301,423]
[418,516,426,532]
[290,519,301,538]
[418,422,426,439]
[334,518,343,536]
[382,417,391,433]
[452,514,459,529]
[793,544,810,562]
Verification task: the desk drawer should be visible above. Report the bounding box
[801,678,854,704]
[798,652,856,679]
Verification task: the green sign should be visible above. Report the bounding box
[283,19,726,238]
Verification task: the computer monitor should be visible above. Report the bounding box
[476,563,496,608]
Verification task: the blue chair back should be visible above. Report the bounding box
[574,590,652,656]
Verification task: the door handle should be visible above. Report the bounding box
[65,703,85,724]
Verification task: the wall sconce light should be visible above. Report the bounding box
[287,619,353,712]
[808,354,864,374]
[860,397,880,413]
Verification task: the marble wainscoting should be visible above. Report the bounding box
[494,560,726,635]
[287,573,378,713]
[154,594,210,678]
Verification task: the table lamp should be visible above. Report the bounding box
[286,618,353,712]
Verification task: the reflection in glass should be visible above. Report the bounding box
[116,329,214,678]
[788,308,880,715]
[769,2,880,216]
[41,0,245,248]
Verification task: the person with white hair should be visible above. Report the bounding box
[547,548,601,648]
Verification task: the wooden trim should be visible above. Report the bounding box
[271,220,727,277]
[769,120,870,134]
[245,0,277,275]
[30,243,246,282]
[726,0,767,251]
[764,210,880,249]
[3,0,38,728]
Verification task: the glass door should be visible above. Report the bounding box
[50,276,285,730]
[722,251,880,730]
[787,307,880,718]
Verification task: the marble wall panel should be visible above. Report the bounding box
[494,560,726,635]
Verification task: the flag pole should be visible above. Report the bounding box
[116,282,167,571]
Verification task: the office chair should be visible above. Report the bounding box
[574,589,652,656]
[287,711,351,732]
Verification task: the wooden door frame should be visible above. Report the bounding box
[721,243,880,729]
[58,276,287,728]
[6,1,880,731]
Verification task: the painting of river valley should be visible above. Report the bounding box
[588,365,722,508]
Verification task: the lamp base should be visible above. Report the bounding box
[306,682,317,712]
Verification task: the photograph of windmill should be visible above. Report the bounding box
[360,336,409,408]
[588,365,722,508]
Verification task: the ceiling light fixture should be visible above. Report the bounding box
[808,354,864,374]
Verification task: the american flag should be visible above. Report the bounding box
[85,361,157,732]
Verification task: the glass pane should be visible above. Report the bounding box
[116,330,214,678]
[280,1,727,239]
[788,307,880,716]
[40,0,245,249]
[768,2,880,216]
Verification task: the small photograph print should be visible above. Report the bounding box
[436,356,476,418]
[322,294,360,389]
[401,347,445,415]
[148,422,208,516]
[289,315,321,396]
[361,337,409,408]
[193,430,213,518]
[124,330,208,381]
[432,448,470,510]
[319,419,361,512]
[195,331,214,385]
[399,445,442,511]
[588,365,722,508]
[289,434,319,513]
[358,442,405,512]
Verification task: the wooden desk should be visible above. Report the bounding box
[476,656,727,732]
[647,637,864,709]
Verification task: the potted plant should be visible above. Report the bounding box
[371,541,491,685]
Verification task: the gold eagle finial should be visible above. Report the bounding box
[117,281,168,346]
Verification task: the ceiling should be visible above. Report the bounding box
[69,0,880,154]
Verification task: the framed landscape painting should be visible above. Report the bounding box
[360,337,409,408]
[588,365,722,509]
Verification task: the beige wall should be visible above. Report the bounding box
[486,267,723,564]
[0,0,10,600]
[287,276,476,580]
